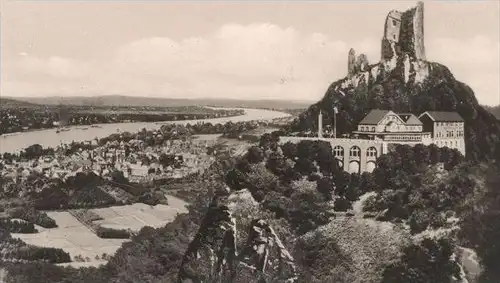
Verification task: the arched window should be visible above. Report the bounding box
[349,146,361,157]
[333,146,344,158]
[366,161,376,173]
[349,161,360,174]
[366,147,378,157]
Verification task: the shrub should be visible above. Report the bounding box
[96,227,131,239]
[0,219,37,233]
[333,197,352,212]
[15,246,71,263]
[9,207,57,228]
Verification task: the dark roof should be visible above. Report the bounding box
[419,111,464,122]
[359,109,390,125]
[397,113,423,125]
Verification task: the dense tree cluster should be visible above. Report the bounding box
[0,219,37,233]
[225,137,369,234]
[458,160,500,283]
[9,207,57,228]
[381,238,461,283]
[362,144,470,233]
[96,227,131,239]
[0,229,71,264]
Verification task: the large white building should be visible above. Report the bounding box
[280,109,465,174]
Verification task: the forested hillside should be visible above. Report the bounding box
[4,133,499,283]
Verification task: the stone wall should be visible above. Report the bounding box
[413,2,425,60]
[279,136,387,173]
[384,10,402,43]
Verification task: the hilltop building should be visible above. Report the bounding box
[419,111,465,150]
[280,109,465,174]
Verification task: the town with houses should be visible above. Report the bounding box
[0,133,224,186]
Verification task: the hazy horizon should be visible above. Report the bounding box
[1,0,499,106]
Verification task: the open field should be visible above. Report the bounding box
[11,195,188,267]
[92,198,187,231]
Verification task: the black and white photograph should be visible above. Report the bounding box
[0,1,499,282]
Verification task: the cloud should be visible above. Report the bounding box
[13,54,90,80]
[3,24,499,105]
[111,23,354,97]
[427,35,500,105]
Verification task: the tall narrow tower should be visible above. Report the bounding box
[318,110,323,138]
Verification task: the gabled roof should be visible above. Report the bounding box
[397,113,423,125]
[419,111,464,122]
[359,109,391,125]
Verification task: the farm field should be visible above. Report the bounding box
[92,196,188,231]
[11,195,188,267]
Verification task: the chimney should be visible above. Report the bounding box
[318,110,323,138]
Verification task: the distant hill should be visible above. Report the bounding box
[484,105,500,120]
[0,98,39,108]
[4,95,311,109]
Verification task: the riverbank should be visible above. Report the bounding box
[0,112,243,138]
[0,107,290,153]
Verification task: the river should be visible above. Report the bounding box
[0,107,291,153]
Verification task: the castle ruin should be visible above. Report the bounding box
[381,1,425,61]
[347,2,426,74]
[347,48,370,76]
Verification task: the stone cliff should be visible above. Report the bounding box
[347,48,370,77]
[177,189,297,283]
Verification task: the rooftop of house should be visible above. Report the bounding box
[359,109,464,125]
[397,113,423,125]
[359,109,392,125]
[419,111,465,122]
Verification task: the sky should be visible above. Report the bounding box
[0,0,499,106]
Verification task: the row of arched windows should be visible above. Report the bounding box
[333,146,378,158]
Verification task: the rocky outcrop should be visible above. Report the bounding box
[347,48,357,76]
[348,49,370,77]
[343,2,429,87]
[178,189,297,283]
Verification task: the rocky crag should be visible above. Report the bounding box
[177,189,297,283]
[291,1,500,160]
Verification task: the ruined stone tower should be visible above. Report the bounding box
[348,48,370,76]
[381,1,425,61]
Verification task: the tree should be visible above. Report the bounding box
[245,146,264,164]
[333,197,352,212]
[316,177,334,201]
[459,164,500,282]
[23,144,44,159]
[281,142,297,160]
[381,238,461,283]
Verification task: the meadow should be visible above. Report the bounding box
[11,195,188,267]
